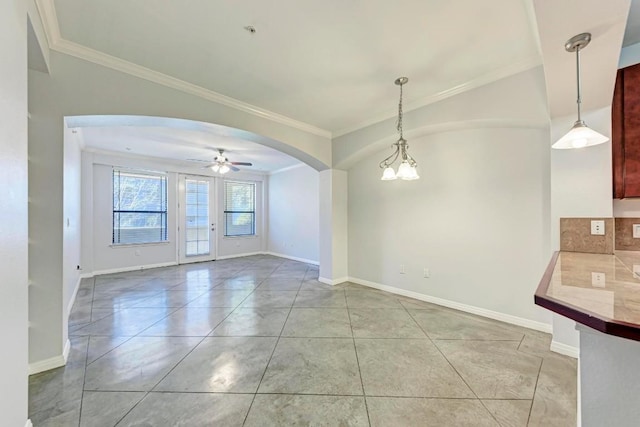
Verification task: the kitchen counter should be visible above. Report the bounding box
[535,250,640,341]
[535,250,640,427]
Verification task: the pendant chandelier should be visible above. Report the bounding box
[379,77,419,180]
[552,33,609,149]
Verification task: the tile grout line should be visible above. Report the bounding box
[241,258,296,426]
[400,300,503,426]
[345,289,372,427]
[112,258,282,426]
[526,357,544,426]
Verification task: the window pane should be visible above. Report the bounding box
[224,181,256,237]
[113,169,168,244]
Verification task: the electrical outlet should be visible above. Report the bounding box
[134,249,141,256]
[423,268,430,278]
[591,272,606,288]
[634,224,640,239]
[400,264,405,274]
[590,220,605,236]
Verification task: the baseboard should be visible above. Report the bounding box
[318,276,349,286]
[348,276,553,334]
[29,339,70,375]
[91,261,178,277]
[265,251,319,266]
[67,275,83,316]
[216,252,263,260]
[25,420,33,427]
[550,340,580,359]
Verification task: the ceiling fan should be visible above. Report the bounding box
[202,149,252,174]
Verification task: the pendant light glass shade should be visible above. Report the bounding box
[219,164,230,174]
[553,33,609,150]
[211,164,220,172]
[552,120,609,149]
[381,166,397,180]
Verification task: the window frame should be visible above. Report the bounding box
[223,180,257,237]
[112,168,169,245]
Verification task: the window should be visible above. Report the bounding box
[224,180,256,236]
[113,169,168,244]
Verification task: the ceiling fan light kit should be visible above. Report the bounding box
[205,149,253,174]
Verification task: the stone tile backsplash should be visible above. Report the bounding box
[615,218,640,251]
[560,218,614,254]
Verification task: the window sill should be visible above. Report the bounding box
[110,241,171,248]
[223,235,259,240]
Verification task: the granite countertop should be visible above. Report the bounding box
[535,250,640,341]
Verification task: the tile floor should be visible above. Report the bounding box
[29,255,577,426]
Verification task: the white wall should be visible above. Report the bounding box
[63,125,82,342]
[1,0,29,424]
[348,127,551,325]
[83,151,267,273]
[267,164,320,263]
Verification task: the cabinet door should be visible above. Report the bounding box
[623,64,640,197]
[613,69,625,198]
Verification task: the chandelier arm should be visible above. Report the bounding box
[379,145,400,168]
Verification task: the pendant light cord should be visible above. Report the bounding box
[575,45,582,122]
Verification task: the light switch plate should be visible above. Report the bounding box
[591,220,605,236]
[634,265,640,280]
[633,224,640,239]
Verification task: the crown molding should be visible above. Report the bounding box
[333,57,542,138]
[34,1,331,139]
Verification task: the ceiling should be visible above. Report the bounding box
[68,116,301,173]
[52,0,541,135]
[39,1,637,168]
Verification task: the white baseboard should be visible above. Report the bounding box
[216,252,263,260]
[266,251,319,266]
[318,276,349,286]
[67,276,83,316]
[550,340,580,359]
[348,276,553,334]
[92,261,178,277]
[29,339,70,375]
[25,420,33,427]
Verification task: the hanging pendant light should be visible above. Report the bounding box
[379,77,419,180]
[552,33,609,149]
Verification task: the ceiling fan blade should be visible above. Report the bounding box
[200,164,215,169]
[229,162,253,166]
[230,165,240,172]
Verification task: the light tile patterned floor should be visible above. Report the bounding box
[29,255,577,426]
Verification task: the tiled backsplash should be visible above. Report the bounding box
[560,218,614,254]
[615,218,640,251]
[560,217,640,253]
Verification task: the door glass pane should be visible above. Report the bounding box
[184,179,210,257]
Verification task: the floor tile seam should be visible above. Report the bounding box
[81,305,187,366]
[240,273,296,426]
[84,336,137,368]
[419,328,484,402]
[525,355,545,426]
[390,306,435,342]
[76,335,92,427]
[345,302,370,426]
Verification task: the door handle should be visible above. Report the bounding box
[211,223,216,231]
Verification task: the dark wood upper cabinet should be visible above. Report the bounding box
[613,63,640,198]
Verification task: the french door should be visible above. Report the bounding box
[178,174,216,263]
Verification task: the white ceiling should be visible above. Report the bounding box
[43,1,637,168]
[53,0,541,134]
[68,116,301,173]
